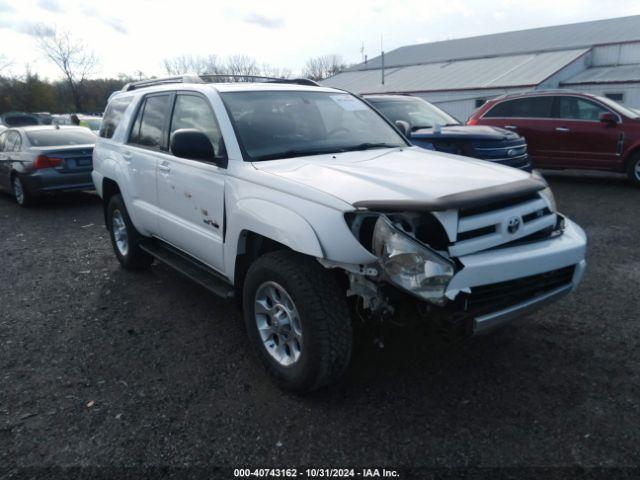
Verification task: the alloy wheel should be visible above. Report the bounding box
[111,209,129,257]
[12,177,24,205]
[254,281,303,367]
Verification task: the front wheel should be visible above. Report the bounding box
[106,194,153,269]
[627,153,640,186]
[243,251,353,393]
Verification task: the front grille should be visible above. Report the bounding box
[460,266,575,314]
[459,193,539,218]
[470,139,527,161]
[451,192,557,256]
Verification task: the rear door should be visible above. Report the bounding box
[546,95,621,169]
[156,92,226,272]
[480,96,557,167]
[123,92,174,234]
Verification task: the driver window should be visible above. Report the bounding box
[557,97,608,121]
[170,95,222,156]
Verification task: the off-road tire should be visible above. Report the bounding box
[243,251,353,393]
[627,153,640,186]
[106,194,153,270]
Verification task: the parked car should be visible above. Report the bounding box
[0,125,96,206]
[468,91,640,185]
[93,76,586,392]
[365,95,531,171]
[77,115,102,134]
[0,112,41,128]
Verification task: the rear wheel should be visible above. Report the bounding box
[243,251,353,392]
[627,153,640,186]
[106,194,153,269]
[12,175,35,207]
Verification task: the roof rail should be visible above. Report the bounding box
[494,87,586,100]
[121,74,319,92]
[198,74,319,87]
[122,75,204,91]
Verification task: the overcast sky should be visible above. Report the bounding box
[1,0,640,79]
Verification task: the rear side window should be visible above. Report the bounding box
[100,96,133,139]
[484,97,553,118]
[129,94,171,149]
[2,131,22,151]
[556,96,608,121]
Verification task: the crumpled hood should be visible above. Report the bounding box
[252,147,531,207]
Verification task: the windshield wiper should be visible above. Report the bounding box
[410,125,433,131]
[253,148,341,161]
[338,142,402,152]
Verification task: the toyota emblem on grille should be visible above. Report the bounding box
[507,216,521,234]
[507,149,517,157]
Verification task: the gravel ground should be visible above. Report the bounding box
[1,171,639,478]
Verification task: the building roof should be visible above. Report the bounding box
[349,15,640,71]
[562,64,640,85]
[322,49,588,94]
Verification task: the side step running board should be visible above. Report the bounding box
[140,241,235,299]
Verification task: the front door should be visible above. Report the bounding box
[156,93,226,273]
[545,96,621,169]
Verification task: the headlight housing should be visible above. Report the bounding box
[372,215,454,305]
[532,170,557,212]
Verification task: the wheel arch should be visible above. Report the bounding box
[623,143,640,171]
[101,177,121,229]
[226,199,325,288]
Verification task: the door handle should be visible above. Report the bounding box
[504,125,517,130]
[122,151,132,162]
[158,162,171,174]
[555,127,570,133]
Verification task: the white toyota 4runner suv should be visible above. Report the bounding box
[92,75,587,392]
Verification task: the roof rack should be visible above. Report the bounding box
[122,74,319,92]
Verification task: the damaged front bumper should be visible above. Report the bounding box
[446,217,587,334]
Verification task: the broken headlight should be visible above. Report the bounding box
[532,170,557,212]
[372,215,454,305]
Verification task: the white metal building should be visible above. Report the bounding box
[323,16,640,120]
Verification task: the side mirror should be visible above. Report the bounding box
[170,129,227,166]
[395,120,411,137]
[599,112,618,125]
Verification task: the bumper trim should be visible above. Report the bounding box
[472,282,573,334]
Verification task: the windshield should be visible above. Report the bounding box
[26,129,96,147]
[369,97,459,131]
[594,96,640,119]
[220,90,407,161]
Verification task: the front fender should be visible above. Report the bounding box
[225,198,324,279]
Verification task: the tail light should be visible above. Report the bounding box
[34,155,63,169]
[467,117,478,125]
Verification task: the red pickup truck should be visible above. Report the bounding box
[468,91,640,185]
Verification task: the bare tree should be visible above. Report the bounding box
[261,64,292,79]
[34,26,98,111]
[225,55,260,77]
[0,55,13,76]
[163,54,222,75]
[302,54,346,81]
